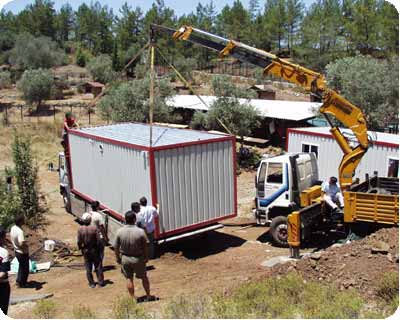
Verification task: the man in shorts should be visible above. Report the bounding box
[113,204,151,300]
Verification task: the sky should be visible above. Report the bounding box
[1,0,318,16]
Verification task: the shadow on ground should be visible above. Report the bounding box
[158,230,246,260]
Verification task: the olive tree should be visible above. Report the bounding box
[326,55,399,130]
[17,68,54,112]
[191,75,260,143]
[9,33,66,70]
[98,76,174,123]
[87,54,117,84]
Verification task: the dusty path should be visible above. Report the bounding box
[8,168,288,318]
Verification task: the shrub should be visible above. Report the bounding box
[0,71,12,89]
[72,305,97,318]
[87,54,116,84]
[190,111,208,130]
[12,134,40,223]
[33,299,57,319]
[112,296,148,319]
[17,69,54,112]
[0,173,22,229]
[75,46,93,68]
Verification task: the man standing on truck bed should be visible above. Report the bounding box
[77,213,105,288]
[322,176,344,213]
[114,205,151,301]
[137,197,158,259]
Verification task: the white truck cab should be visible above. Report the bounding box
[255,152,319,246]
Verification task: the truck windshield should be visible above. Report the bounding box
[267,163,283,184]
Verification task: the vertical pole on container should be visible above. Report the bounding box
[149,33,155,147]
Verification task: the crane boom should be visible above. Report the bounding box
[150,24,369,189]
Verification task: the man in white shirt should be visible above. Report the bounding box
[137,197,158,259]
[0,226,11,315]
[321,176,344,212]
[10,215,29,288]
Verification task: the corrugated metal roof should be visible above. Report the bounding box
[291,127,399,147]
[75,123,227,147]
[167,95,319,121]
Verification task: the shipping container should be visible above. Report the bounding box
[62,123,237,243]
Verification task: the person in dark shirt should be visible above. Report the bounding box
[77,213,105,288]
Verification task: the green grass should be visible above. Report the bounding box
[375,271,399,317]
[163,273,367,319]
[112,296,148,319]
[71,305,97,318]
[32,299,57,319]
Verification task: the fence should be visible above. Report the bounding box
[0,102,107,128]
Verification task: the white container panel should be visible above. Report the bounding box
[69,134,151,215]
[288,131,399,182]
[155,140,234,234]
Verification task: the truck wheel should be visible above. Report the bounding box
[270,216,289,247]
[62,192,72,213]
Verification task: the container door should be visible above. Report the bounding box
[258,162,289,210]
[58,152,68,188]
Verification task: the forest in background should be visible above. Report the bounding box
[0,0,398,71]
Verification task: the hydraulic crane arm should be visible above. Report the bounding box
[150,24,369,189]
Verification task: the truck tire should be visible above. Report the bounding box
[270,216,289,247]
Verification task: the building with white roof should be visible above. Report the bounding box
[287,127,399,181]
[167,95,321,145]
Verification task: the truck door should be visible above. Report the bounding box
[257,162,289,210]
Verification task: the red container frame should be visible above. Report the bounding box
[66,126,238,240]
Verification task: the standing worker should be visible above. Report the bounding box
[321,176,344,213]
[114,205,152,301]
[77,213,105,288]
[89,201,109,270]
[10,215,29,288]
[0,226,11,315]
[137,197,158,259]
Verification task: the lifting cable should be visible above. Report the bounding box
[155,47,233,135]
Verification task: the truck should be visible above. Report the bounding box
[59,123,237,245]
[255,152,399,248]
[150,24,399,254]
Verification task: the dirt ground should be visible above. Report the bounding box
[7,167,290,318]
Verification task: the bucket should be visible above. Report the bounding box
[44,240,55,252]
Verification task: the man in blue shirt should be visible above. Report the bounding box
[321,176,344,212]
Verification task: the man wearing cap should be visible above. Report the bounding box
[0,226,11,315]
[77,213,105,288]
[114,204,151,300]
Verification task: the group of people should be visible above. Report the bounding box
[0,215,30,316]
[77,196,158,301]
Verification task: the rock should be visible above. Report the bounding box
[311,252,322,260]
[371,241,390,254]
[387,253,393,262]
